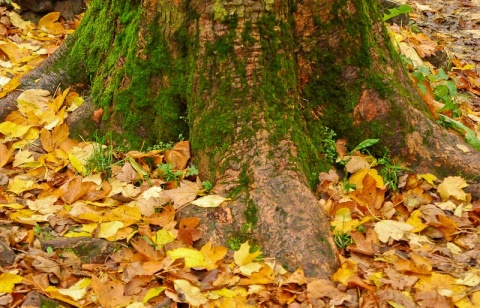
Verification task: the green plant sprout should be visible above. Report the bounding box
[383,4,413,22]
[157,163,183,182]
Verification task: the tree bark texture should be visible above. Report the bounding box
[2,0,480,278]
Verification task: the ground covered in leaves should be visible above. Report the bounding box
[1,1,480,307]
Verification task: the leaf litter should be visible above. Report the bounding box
[1,1,480,307]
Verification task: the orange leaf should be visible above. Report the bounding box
[164,141,190,170]
[38,12,65,35]
[61,177,96,204]
[40,123,70,152]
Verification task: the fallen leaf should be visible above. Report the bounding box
[191,195,228,208]
[374,220,414,243]
[173,279,208,306]
[437,176,469,201]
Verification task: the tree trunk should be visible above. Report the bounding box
[2,0,480,278]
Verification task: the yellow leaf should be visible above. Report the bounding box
[46,278,90,304]
[0,143,15,168]
[405,210,428,233]
[97,221,124,240]
[209,287,238,298]
[143,287,166,303]
[345,155,371,174]
[0,40,30,63]
[173,279,208,306]
[200,241,228,270]
[234,241,262,266]
[192,195,229,207]
[7,177,34,194]
[10,209,52,225]
[437,176,468,201]
[0,121,32,141]
[238,264,275,285]
[349,168,384,190]
[167,248,207,268]
[418,173,437,185]
[17,89,51,119]
[374,220,413,243]
[38,12,65,35]
[332,260,357,286]
[27,196,61,215]
[331,208,369,234]
[69,153,87,175]
[0,203,25,210]
[40,123,69,152]
[415,273,467,302]
[153,229,175,248]
[0,75,21,99]
[45,286,81,307]
[239,262,263,276]
[63,231,92,238]
[0,273,23,293]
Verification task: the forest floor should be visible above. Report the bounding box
[1,1,480,307]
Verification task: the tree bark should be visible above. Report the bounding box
[2,0,480,278]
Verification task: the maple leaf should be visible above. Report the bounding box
[163,180,200,209]
[91,276,130,308]
[173,279,208,306]
[332,260,357,286]
[38,12,65,35]
[177,217,201,246]
[164,141,190,170]
[234,241,262,267]
[200,242,228,271]
[437,176,469,201]
[374,220,413,243]
[167,247,207,269]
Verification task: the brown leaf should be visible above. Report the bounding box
[61,177,96,204]
[378,289,416,308]
[349,174,385,213]
[92,108,103,123]
[144,205,175,227]
[40,123,70,152]
[91,275,130,308]
[130,237,164,261]
[163,180,199,209]
[307,279,352,305]
[348,230,374,256]
[117,162,140,183]
[414,291,453,308]
[164,141,190,170]
[177,218,202,246]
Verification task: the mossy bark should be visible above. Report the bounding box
[2,0,480,278]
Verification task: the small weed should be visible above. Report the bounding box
[227,223,261,257]
[185,165,199,177]
[85,132,119,178]
[343,180,356,192]
[382,4,413,22]
[413,66,460,117]
[320,126,337,163]
[202,180,213,192]
[157,163,183,182]
[334,232,354,249]
[377,151,410,191]
[147,141,174,151]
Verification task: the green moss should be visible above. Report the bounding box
[64,0,189,148]
[244,200,258,227]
